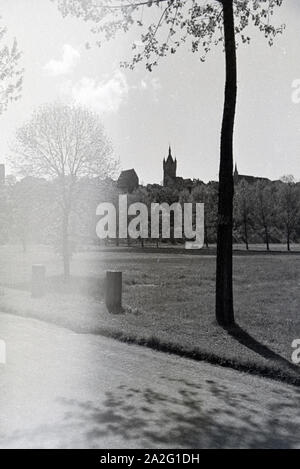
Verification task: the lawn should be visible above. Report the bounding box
[0,245,300,384]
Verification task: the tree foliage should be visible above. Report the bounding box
[53,0,285,70]
[0,19,23,114]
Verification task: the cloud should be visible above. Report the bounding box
[60,71,129,113]
[135,76,161,102]
[138,77,162,93]
[150,77,162,93]
[44,44,80,76]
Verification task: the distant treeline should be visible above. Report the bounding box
[0,175,299,251]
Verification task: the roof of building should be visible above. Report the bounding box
[236,174,270,184]
[117,169,139,192]
[118,168,138,180]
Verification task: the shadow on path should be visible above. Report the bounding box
[54,378,300,449]
[2,375,300,448]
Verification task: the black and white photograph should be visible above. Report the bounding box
[0,0,300,452]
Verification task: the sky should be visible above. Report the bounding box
[0,0,300,184]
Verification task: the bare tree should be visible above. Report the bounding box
[278,176,300,251]
[254,180,276,251]
[11,103,116,279]
[53,0,284,325]
[234,180,254,250]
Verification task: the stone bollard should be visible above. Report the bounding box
[105,271,122,313]
[31,264,46,298]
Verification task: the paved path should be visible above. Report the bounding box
[0,313,300,449]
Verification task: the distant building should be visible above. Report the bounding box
[118,148,272,194]
[117,168,139,193]
[163,146,203,192]
[233,163,269,185]
[163,146,177,186]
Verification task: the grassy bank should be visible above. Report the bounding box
[0,246,299,385]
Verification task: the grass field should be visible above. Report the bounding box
[0,244,300,384]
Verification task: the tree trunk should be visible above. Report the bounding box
[204,224,209,248]
[264,225,270,251]
[62,209,70,281]
[244,217,249,250]
[216,0,237,327]
[287,230,290,251]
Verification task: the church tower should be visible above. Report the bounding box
[163,146,177,186]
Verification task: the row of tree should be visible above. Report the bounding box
[233,177,300,252]
[121,177,300,251]
[1,172,299,258]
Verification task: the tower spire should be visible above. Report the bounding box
[163,144,177,186]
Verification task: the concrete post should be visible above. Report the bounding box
[105,271,122,313]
